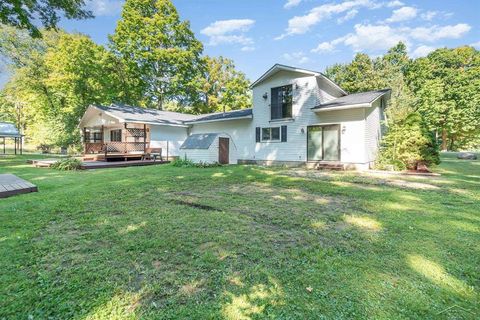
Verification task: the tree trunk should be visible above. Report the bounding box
[449,134,456,151]
[441,128,448,151]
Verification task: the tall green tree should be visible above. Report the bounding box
[407,46,480,150]
[194,56,250,114]
[0,1,92,37]
[110,0,204,109]
[325,53,382,93]
[0,29,128,148]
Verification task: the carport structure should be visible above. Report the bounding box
[0,122,23,155]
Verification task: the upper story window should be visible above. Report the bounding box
[271,85,292,120]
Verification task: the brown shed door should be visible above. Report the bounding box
[218,137,229,164]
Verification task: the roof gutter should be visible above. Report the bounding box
[184,115,253,125]
[311,103,371,112]
[121,120,189,128]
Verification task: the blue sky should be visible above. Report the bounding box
[2,0,480,85]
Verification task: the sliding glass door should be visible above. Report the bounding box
[307,125,340,161]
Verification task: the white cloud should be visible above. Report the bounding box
[201,19,255,36]
[342,24,409,51]
[313,22,471,54]
[386,0,404,7]
[201,19,255,46]
[411,45,436,58]
[337,9,358,24]
[282,51,310,64]
[284,0,302,9]
[241,46,255,52]
[409,23,471,42]
[421,11,437,21]
[87,0,124,16]
[276,0,380,39]
[311,41,336,53]
[385,6,418,23]
[471,41,480,49]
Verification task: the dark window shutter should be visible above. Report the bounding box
[255,127,261,142]
[281,125,287,142]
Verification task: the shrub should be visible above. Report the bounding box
[377,113,440,170]
[36,144,54,154]
[172,157,222,168]
[172,157,196,167]
[195,161,222,168]
[50,158,82,171]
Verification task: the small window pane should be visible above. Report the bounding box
[93,132,102,142]
[110,129,122,142]
[271,127,280,140]
[262,128,271,140]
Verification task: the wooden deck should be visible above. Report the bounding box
[80,159,170,169]
[0,174,38,198]
[30,158,170,170]
[82,153,144,161]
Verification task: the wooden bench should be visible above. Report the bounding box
[143,148,163,162]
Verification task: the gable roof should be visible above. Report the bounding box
[185,108,252,124]
[250,64,347,95]
[90,104,198,127]
[312,89,391,111]
[180,133,218,149]
[0,122,22,137]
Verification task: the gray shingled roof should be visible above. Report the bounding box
[312,89,391,110]
[0,122,22,137]
[185,108,252,124]
[180,133,218,149]
[94,104,199,126]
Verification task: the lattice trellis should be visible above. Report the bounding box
[126,128,145,138]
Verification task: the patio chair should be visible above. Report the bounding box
[143,148,162,162]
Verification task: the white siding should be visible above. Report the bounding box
[189,119,253,162]
[180,133,237,164]
[314,108,366,164]
[149,125,188,157]
[364,99,383,164]
[250,70,367,164]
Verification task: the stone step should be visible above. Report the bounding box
[306,162,345,171]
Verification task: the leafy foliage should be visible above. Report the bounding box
[0,1,252,149]
[110,0,204,109]
[0,0,92,37]
[172,157,222,168]
[0,28,131,148]
[407,46,480,150]
[327,42,480,168]
[193,56,251,113]
[50,158,82,170]
[377,113,440,170]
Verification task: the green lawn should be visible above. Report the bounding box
[1,153,479,319]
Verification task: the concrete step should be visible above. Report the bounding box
[306,162,345,171]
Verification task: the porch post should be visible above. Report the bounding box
[14,137,17,155]
[83,127,87,154]
[143,124,147,152]
[2,137,5,154]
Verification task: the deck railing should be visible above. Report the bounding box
[84,142,104,154]
[84,142,146,155]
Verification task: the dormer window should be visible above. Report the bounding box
[271,85,292,120]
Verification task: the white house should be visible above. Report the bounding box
[79,64,390,169]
